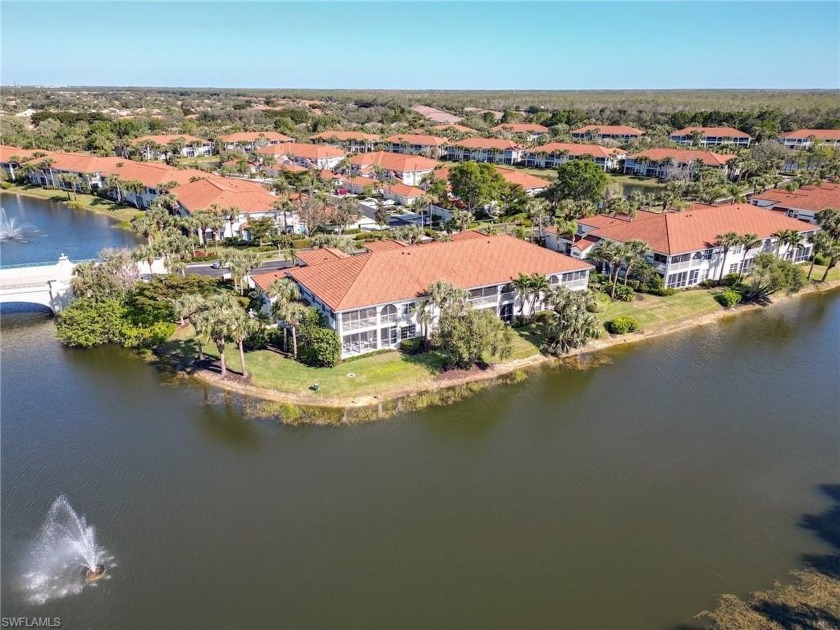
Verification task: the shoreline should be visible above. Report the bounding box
[0,185,142,228]
[187,279,840,416]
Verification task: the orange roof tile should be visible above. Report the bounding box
[383,133,448,147]
[296,247,351,267]
[362,240,408,252]
[629,148,736,167]
[530,142,621,159]
[495,167,550,190]
[779,129,840,141]
[101,160,208,188]
[0,145,38,162]
[385,182,425,198]
[257,142,345,160]
[283,232,592,311]
[751,182,840,213]
[670,127,751,139]
[350,151,439,173]
[589,204,817,255]
[452,138,520,151]
[174,176,276,214]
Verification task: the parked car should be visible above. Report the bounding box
[210,261,223,269]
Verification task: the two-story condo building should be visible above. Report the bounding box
[623,148,737,179]
[383,134,448,158]
[669,127,752,148]
[496,168,551,195]
[349,151,439,186]
[545,204,818,289]
[571,125,644,143]
[100,160,209,208]
[220,131,293,153]
[128,134,214,160]
[249,231,592,358]
[490,123,550,141]
[445,138,522,165]
[0,145,37,179]
[777,129,840,150]
[256,142,346,170]
[750,182,840,224]
[309,130,380,153]
[523,143,624,171]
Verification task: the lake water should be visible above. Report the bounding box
[0,193,139,267]
[1,199,838,629]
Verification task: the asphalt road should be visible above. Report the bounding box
[187,259,292,278]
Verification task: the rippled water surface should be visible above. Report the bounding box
[1,199,839,630]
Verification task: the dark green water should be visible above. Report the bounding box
[2,290,838,629]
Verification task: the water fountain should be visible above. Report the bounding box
[0,207,40,243]
[22,495,113,604]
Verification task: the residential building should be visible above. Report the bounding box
[490,123,550,140]
[0,145,37,179]
[571,125,644,143]
[100,160,208,208]
[128,134,214,160]
[623,148,737,178]
[382,182,426,206]
[349,151,439,186]
[669,127,752,148]
[523,143,624,171]
[220,131,293,153]
[545,204,818,288]
[15,151,116,192]
[750,182,840,224]
[309,130,379,153]
[342,175,379,195]
[495,167,551,195]
[777,129,840,150]
[383,133,447,158]
[445,138,522,165]
[256,142,346,170]
[249,231,592,358]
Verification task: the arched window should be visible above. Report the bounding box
[381,304,398,324]
[549,275,559,285]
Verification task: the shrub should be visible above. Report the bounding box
[398,337,423,355]
[612,284,635,302]
[586,293,610,313]
[0,181,12,190]
[55,298,125,348]
[120,321,176,348]
[533,310,554,324]
[654,287,677,296]
[715,289,742,308]
[723,273,740,287]
[814,252,830,266]
[292,238,313,249]
[298,326,342,367]
[699,279,718,288]
[605,316,639,335]
[625,279,640,291]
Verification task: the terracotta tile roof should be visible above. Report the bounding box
[495,167,550,190]
[296,247,351,267]
[452,138,520,151]
[383,133,448,147]
[101,160,208,188]
[0,145,38,162]
[131,134,208,145]
[573,236,600,251]
[344,174,379,188]
[174,176,276,214]
[251,269,290,292]
[589,204,817,255]
[309,130,380,142]
[670,127,751,139]
[491,123,549,134]
[751,182,840,213]
[284,232,593,311]
[385,182,425,198]
[572,125,643,137]
[350,151,439,173]
[432,165,451,181]
[23,151,116,174]
[221,131,293,143]
[257,142,345,160]
[629,148,736,167]
[779,129,840,141]
[362,240,408,252]
[529,142,622,159]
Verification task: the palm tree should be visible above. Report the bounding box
[591,240,621,297]
[512,273,532,316]
[415,296,435,348]
[199,294,241,378]
[783,231,804,261]
[620,239,651,286]
[771,229,795,257]
[274,301,308,358]
[819,237,840,282]
[737,233,761,282]
[713,231,741,285]
[228,308,259,378]
[172,293,205,328]
[528,273,550,315]
[807,231,833,279]
[268,278,300,351]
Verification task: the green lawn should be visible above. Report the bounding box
[606,173,665,191]
[596,289,724,330]
[1,184,143,225]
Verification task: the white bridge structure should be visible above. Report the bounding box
[0,255,80,312]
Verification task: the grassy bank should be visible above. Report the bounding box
[173,271,840,414]
[1,184,143,227]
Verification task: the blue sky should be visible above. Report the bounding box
[2,1,838,89]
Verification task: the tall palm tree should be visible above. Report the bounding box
[198,294,241,378]
[528,273,550,315]
[591,240,621,296]
[621,239,651,286]
[228,308,259,378]
[274,301,308,358]
[737,233,761,282]
[713,231,741,285]
[771,229,795,257]
[268,277,300,351]
[807,231,833,279]
[511,273,532,316]
[783,231,804,261]
[172,293,205,328]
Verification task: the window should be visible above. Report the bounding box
[342,330,377,355]
[794,247,810,263]
[381,304,398,324]
[341,307,377,331]
[689,269,699,285]
[380,326,397,347]
[742,258,755,273]
[402,302,416,316]
[702,249,713,259]
[670,253,691,264]
[549,275,559,285]
[470,286,498,305]
[653,253,668,264]
[400,325,416,340]
[729,263,740,274]
[667,271,689,288]
[561,270,588,283]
